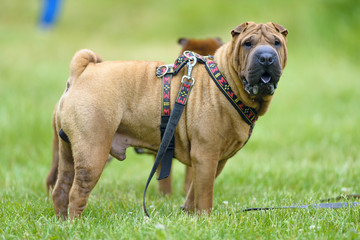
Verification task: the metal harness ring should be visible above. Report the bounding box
[157,65,169,77]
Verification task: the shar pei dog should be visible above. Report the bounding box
[51,22,288,219]
[46,38,222,196]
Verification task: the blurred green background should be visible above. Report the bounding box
[1,0,360,217]
[1,0,360,238]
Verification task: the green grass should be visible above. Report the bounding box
[1,0,360,239]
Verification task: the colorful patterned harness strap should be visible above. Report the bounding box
[155,52,195,181]
[144,54,196,217]
[156,51,258,128]
[204,59,258,125]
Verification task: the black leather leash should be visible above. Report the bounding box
[157,74,175,180]
[143,53,197,217]
[242,202,360,212]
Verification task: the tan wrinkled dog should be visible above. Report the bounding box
[46,38,222,196]
[52,22,288,219]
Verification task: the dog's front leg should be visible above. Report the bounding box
[183,149,219,214]
[183,156,228,214]
[183,166,193,194]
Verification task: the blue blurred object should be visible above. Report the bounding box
[39,0,63,29]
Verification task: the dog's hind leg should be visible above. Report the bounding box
[46,107,60,195]
[157,161,172,195]
[67,138,112,219]
[52,140,74,219]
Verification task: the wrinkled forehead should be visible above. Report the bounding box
[244,24,280,41]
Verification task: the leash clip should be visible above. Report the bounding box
[183,51,197,86]
[187,56,197,76]
[184,51,197,73]
[181,75,195,86]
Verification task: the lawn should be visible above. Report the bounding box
[1,0,360,239]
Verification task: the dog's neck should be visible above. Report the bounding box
[214,42,272,116]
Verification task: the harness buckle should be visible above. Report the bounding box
[181,75,195,86]
[156,65,169,77]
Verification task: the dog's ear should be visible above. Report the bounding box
[272,23,288,37]
[178,38,189,46]
[231,22,254,37]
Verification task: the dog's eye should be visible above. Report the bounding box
[274,40,281,47]
[243,41,252,48]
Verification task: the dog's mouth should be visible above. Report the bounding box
[243,72,278,96]
[260,72,271,84]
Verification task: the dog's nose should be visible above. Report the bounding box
[256,46,277,66]
[259,53,274,65]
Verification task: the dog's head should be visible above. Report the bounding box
[230,22,288,97]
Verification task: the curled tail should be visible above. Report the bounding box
[60,49,103,109]
[68,49,103,84]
